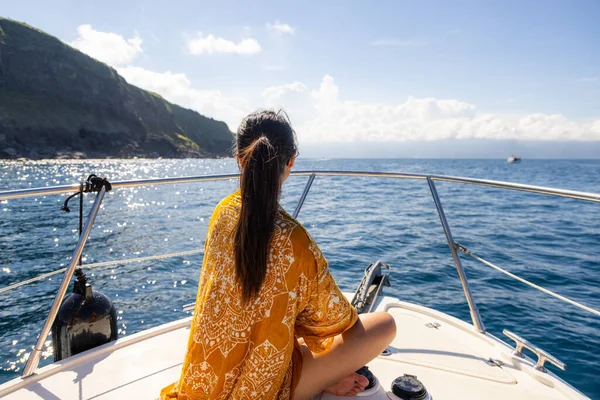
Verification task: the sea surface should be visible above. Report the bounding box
[0,158,599,397]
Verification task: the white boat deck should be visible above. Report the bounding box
[0,295,589,400]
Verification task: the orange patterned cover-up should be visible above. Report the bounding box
[160,191,357,400]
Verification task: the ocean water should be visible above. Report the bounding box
[0,158,599,397]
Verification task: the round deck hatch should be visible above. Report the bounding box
[390,374,430,400]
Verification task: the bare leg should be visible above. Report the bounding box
[293,312,396,400]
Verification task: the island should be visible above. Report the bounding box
[0,18,235,159]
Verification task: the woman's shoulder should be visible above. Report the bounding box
[277,207,308,238]
[207,190,241,226]
[276,208,322,263]
[214,190,242,214]
[220,190,242,208]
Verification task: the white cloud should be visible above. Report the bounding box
[186,33,261,55]
[70,24,143,67]
[63,26,600,144]
[64,22,600,152]
[263,82,308,107]
[66,26,248,129]
[370,38,428,47]
[266,21,295,36]
[262,75,600,142]
[118,66,248,129]
[264,65,287,71]
[261,82,313,123]
[575,77,599,83]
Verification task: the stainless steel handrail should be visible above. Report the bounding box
[0,174,240,200]
[427,178,485,332]
[292,173,316,219]
[1,169,597,377]
[1,170,599,203]
[21,187,107,377]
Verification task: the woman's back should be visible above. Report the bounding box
[160,190,356,399]
[161,110,394,400]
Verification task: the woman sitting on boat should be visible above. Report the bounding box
[160,110,396,400]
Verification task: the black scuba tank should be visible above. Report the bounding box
[51,269,118,361]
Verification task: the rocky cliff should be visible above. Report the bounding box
[0,18,234,159]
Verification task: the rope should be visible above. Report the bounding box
[4,241,599,320]
[456,243,600,318]
[0,248,204,295]
[83,174,112,193]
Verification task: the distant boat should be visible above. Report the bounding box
[507,155,521,163]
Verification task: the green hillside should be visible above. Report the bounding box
[0,18,234,159]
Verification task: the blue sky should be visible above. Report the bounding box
[3,0,600,149]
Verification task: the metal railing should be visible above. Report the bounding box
[426,177,485,332]
[2,171,599,202]
[21,186,108,376]
[0,170,599,377]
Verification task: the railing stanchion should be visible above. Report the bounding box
[22,187,107,377]
[293,173,316,219]
[427,177,486,333]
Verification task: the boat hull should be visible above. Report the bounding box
[0,295,589,399]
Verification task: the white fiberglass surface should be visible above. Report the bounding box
[0,296,589,400]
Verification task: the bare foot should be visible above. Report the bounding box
[324,373,369,397]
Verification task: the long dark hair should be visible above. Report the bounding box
[234,110,298,302]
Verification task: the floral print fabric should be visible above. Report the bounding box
[160,191,357,399]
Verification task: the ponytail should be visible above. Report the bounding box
[234,110,297,302]
[235,136,281,301]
